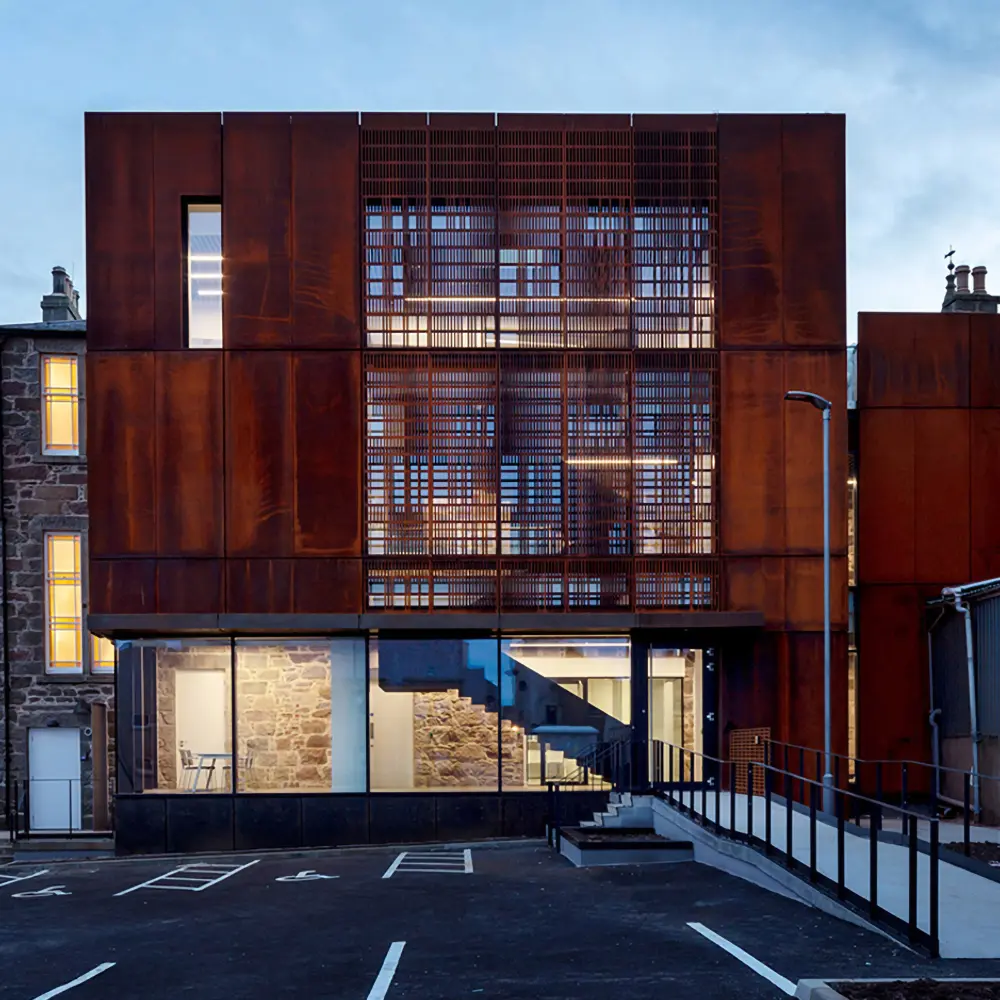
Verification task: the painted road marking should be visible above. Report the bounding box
[366,942,405,1000]
[0,868,48,889]
[275,870,339,882]
[12,885,72,898]
[31,962,115,1000]
[687,922,796,996]
[382,849,473,878]
[114,859,259,896]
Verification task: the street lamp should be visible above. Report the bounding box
[784,390,834,815]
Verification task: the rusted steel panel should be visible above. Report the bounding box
[157,559,223,614]
[87,352,156,556]
[89,559,156,615]
[971,314,1000,408]
[225,352,293,556]
[152,113,222,349]
[292,559,363,614]
[784,556,849,631]
[723,556,785,627]
[858,408,915,584]
[360,112,425,128]
[720,351,785,553]
[914,408,970,584]
[972,409,1000,579]
[857,584,932,765]
[858,312,970,408]
[155,352,223,556]
[85,113,155,350]
[787,631,849,756]
[718,632,780,739]
[428,112,496,128]
[223,112,292,347]
[291,113,360,348]
[781,115,846,348]
[293,351,361,555]
[226,558,294,614]
[783,350,848,555]
[717,115,782,347]
[633,113,717,131]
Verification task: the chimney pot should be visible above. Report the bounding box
[972,265,988,294]
[51,266,68,295]
[955,264,971,293]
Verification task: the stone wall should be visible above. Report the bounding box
[236,645,332,791]
[412,689,524,789]
[0,333,113,827]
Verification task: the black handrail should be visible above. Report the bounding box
[653,739,940,957]
[765,736,997,853]
[545,738,632,852]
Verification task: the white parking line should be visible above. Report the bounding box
[0,868,48,889]
[382,850,473,878]
[687,922,796,996]
[366,942,405,1000]
[31,962,115,1000]
[114,859,259,897]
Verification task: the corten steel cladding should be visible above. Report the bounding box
[360,119,720,612]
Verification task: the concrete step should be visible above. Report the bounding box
[13,836,114,861]
[558,826,693,868]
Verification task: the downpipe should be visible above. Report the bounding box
[941,588,981,819]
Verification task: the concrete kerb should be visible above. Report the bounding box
[795,979,1000,999]
[650,799,907,948]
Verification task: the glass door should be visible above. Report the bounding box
[648,648,704,782]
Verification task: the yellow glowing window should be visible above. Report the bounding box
[91,634,116,674]
[41,355,80,455]
[45,532,82,673]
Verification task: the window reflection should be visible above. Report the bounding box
[369,638,500,791]
[187,204,222,348]
[500,637,631,788]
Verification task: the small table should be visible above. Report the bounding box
[192,753,232,792]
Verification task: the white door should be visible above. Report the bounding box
[28,728,82,832]
[175,669,228,790]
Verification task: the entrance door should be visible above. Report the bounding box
[28,728,82,832]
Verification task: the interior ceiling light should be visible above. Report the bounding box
[189,254,223,262]
[564,457,680,466]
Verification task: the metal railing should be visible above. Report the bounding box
[10,778,89,839]
[652,740,941,957]
[764,738,1000,856]
[546,739,632,853]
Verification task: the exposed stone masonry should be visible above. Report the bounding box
[412,689,524,788]
[0,331,111,827]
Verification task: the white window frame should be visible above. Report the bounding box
[44,531,83,675]
[40,354,81,457]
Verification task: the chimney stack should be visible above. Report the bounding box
[972,265,988,295]
[40,266,82,322]
[955,264,971,294]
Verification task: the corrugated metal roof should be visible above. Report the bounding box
[926,577,1000,606]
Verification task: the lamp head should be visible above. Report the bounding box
[784,390,832,412]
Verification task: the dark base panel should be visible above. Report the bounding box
[114,790,610,856]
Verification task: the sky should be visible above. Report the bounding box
[1,0,999,338]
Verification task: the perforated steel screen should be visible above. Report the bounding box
[362,120,718,611]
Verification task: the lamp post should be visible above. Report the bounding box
[784,390,833,815]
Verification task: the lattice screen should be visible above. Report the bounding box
[362,121,719,611]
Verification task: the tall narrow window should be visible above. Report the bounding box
[187,203,222,348]
[91,634,116,674]
[45,533,82,673]
[41,355,80,455]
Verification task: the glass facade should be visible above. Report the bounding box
[186,203,223,348]
[116,635,709,796]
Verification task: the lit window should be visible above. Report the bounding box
[187,203,222,348]
[45,533,82,673]
[91,634,116,674]
[41,355,80,455]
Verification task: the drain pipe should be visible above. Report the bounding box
[926,606,946,807]
[941,587,981,819]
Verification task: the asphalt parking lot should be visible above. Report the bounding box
[3,843,1000,999]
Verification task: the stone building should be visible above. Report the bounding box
[0,268,113,834]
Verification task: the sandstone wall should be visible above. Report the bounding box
[412,689,524,789]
